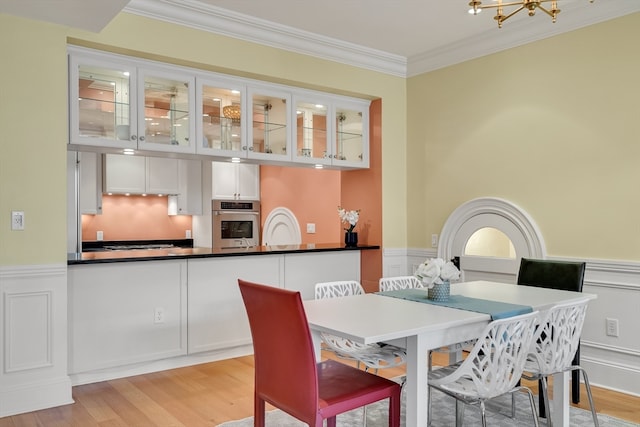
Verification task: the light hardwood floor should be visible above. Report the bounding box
[1,352,638,426]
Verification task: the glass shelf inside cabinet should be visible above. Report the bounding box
[296,102,328,160]
[143,76,190,147]
[78,65,131,141]
[252,98,287,155]
[335,109,364,162]
[201,85,242,151]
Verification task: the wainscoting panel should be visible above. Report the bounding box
[4,290,52,372]
[0,264,73,417]
[382,249,640,397]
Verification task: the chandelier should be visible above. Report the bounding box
[468,0,593,28]
[222,104,241,122]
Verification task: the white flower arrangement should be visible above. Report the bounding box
[415,258,460,288]
[338,207,360,233]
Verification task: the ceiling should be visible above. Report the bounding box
[2,0,638,76]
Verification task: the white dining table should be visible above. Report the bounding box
[303,280,596,427]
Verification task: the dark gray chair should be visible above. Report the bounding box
[517,257,586,416]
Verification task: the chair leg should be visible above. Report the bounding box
[389,389,401,427]
[427,387,433,426]
[520,387,541,427]
[455,399,465,427]
[539,377,552,427]
[577,367,599,427]
[255,396,266,427]
[572,344,581,403]
[326,416,337,427]
[479,401,487,427]
[538,378,546,418]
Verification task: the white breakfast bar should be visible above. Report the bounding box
[303,280,596,427]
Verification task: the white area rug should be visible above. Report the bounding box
[217,387,639,427]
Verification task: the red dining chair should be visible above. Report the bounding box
[238,279,401,427]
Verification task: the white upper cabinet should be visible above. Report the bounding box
[69,48,196,155]
[79,152,103,215]
[292,91,370,169]
[69,52,137,150]
[331,98,370,169]
[212,161,260,200]
[69,48,369,169]
[196,77,246,157]
[103,154,179,195]
[247,85,292,162]
[136,68,195,154]
[292,93,331,166]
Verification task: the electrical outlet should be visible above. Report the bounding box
[431,234,438,248]
[605,318,619,337]
[11,211,24,230]
[154,307,165,324]
[306,223,316,234]
[97,231,104,241]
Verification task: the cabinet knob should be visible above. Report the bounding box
[242,146,247,151]
[131,135,137,141]
[139,135,145,142]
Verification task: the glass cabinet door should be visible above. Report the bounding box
[197,78,244,156]
[247,86,291,161]
[333,100,370,168]
[69,54,136,149]
[137,68,195,154]
[293,97,330,165]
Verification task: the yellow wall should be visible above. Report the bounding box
[407,13,640,260]
[0,12,407,266]
[3,9,637,266]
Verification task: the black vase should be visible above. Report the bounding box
[344,232,358,247]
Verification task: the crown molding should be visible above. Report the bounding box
[125,0,638,78]
[407,2,640,76]
[124,0,407,77]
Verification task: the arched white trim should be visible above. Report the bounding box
[262,207,302,246]
[438,197,546,261]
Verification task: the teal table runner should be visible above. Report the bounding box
[376,288,532,320]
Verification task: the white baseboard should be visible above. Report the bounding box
[70,345,254,386]
[0,375,73,418]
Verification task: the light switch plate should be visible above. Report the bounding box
[306,223,316,234]
[11,211,25,230]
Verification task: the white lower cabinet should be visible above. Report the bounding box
[187,255,282,353]
[68,260,188,375]
[283,251,360,300]
[67,251,361,381]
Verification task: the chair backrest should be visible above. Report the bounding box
[517,258,586,292]
[238,280,319,421]
[528,299,589,376]
[379,275,424,292]
[452,310,539,399]
[314,280,364,299]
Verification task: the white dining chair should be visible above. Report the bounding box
[315,280,407,426]
[428,310,541,427]
[378,275,473,370]
[378,275,425,292]
[314,280,408,372]
[521,299,598,427]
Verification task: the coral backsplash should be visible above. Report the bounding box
[82,195,192,241]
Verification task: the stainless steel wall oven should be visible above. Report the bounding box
[212,200,260,248]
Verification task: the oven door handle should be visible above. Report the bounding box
[214,211,260,216]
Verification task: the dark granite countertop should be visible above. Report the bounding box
[67,243,379,265]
